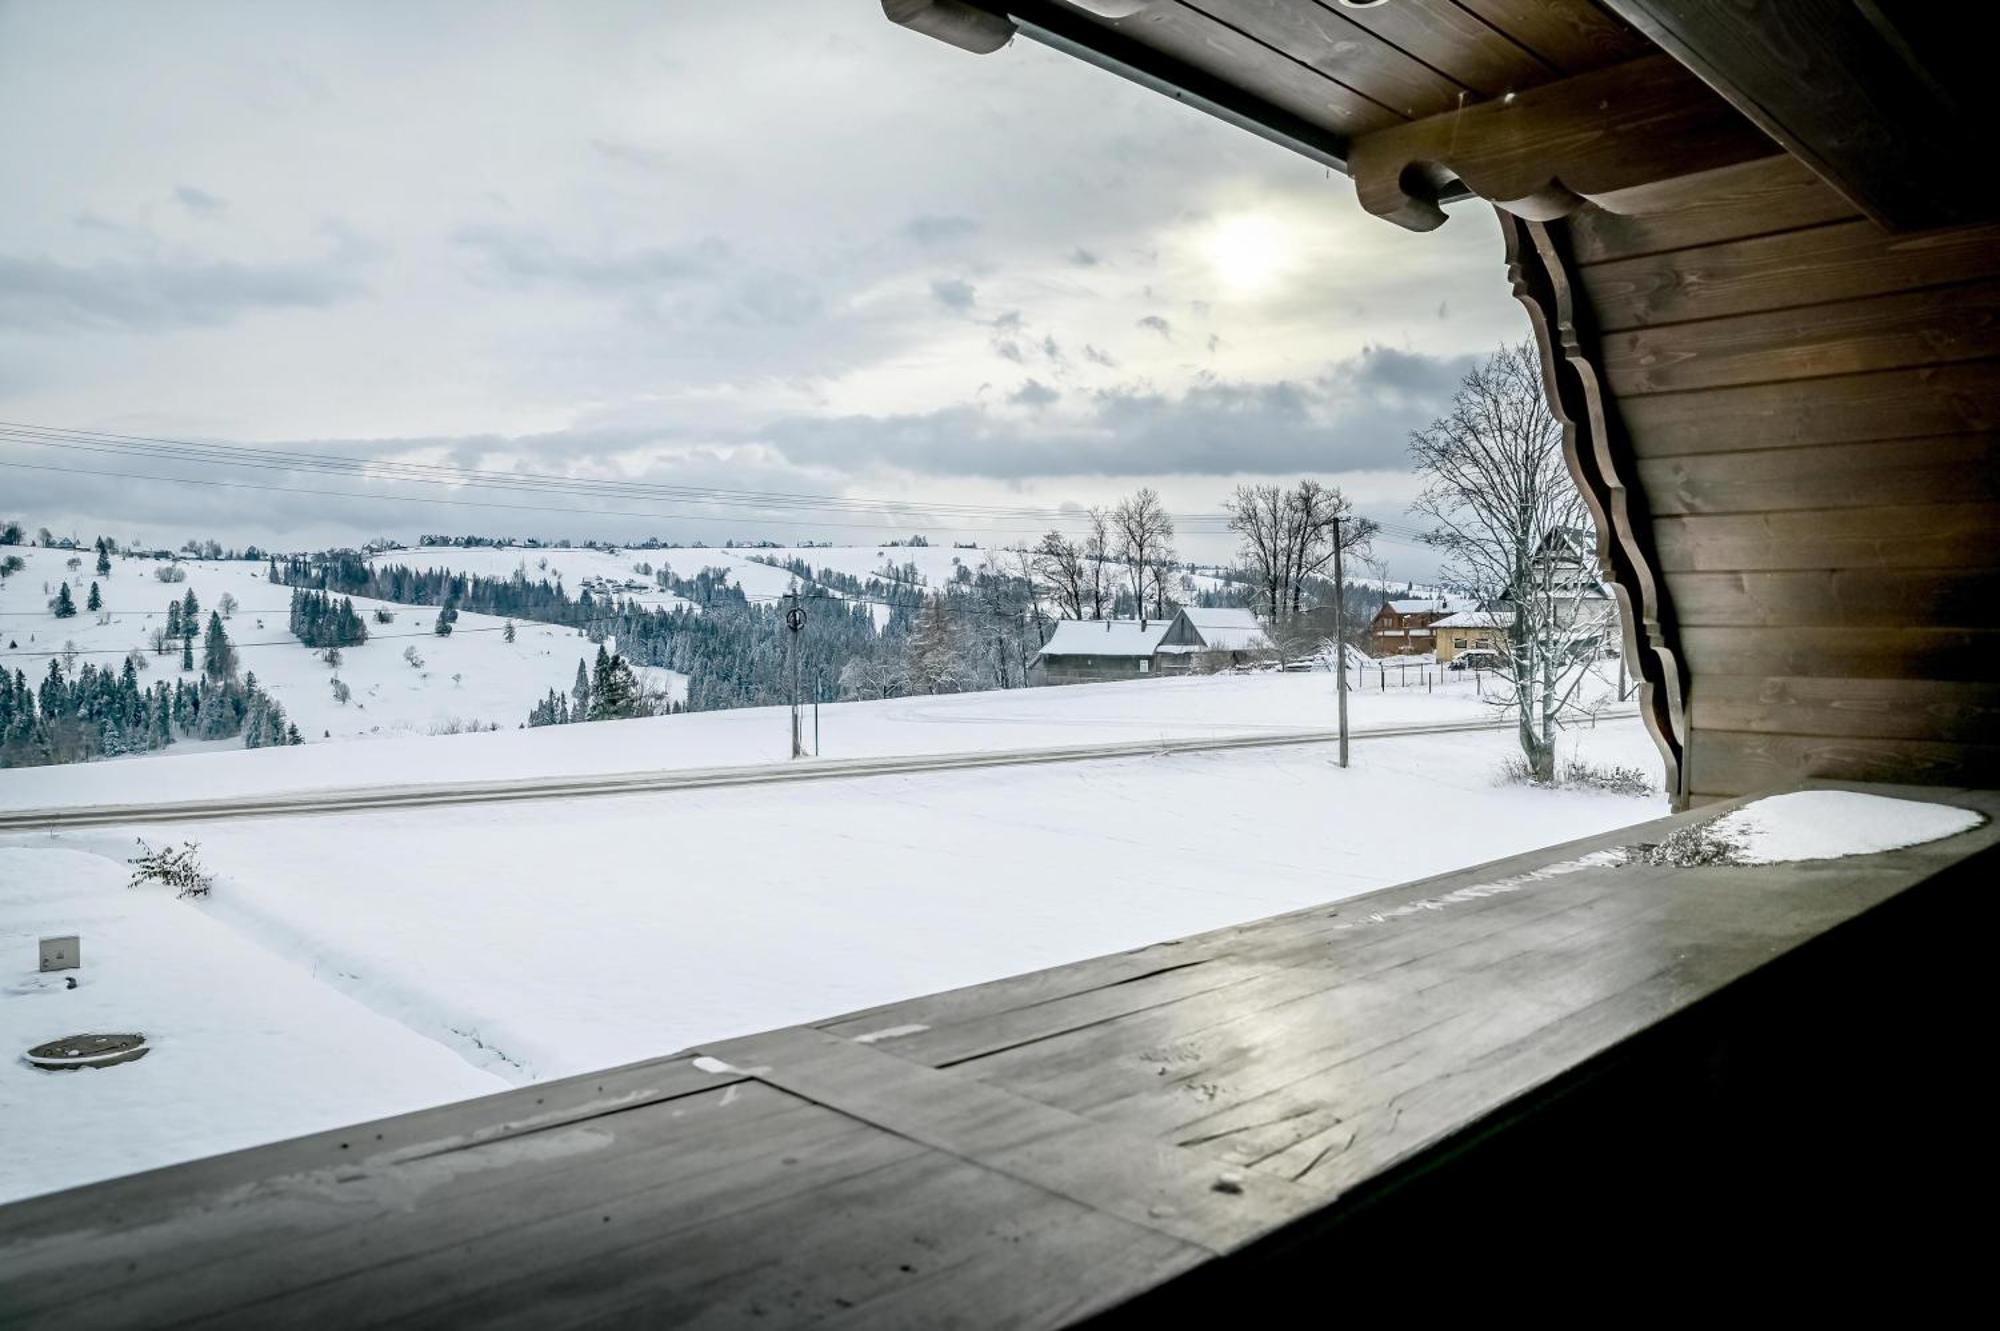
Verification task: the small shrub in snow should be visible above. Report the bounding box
[1558,758,1654,797]
[127,839,214,899]
[403,645,424,669]
[374,607,395,624]
[322,646,343,668]
[1500,755,1655,797]
[1636,820,1744,867]
[330,676,351,704]
[154,564,187,583]
[218,593,239,618]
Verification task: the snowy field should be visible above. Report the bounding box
[1,714,1668,1202]
[0,546,684,745]
[0,664,1629,812]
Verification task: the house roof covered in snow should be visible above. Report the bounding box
[1431,610,1513,630]
[1177,607,1273,652]
[1383,598,1451,616]
[1036,618,1172,659]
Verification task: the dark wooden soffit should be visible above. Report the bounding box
[1601,0,1998,232]
[1346,53,1777,232]
[1499,206,1686,801]
[883,1,1650,183]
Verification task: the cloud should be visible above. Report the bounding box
[1069,247,1100,267]
[1009,378,1059,408]
[1135,314,1171,339]
[756,347,1479,479]
[929,276,976,311]
[1082,344,1116,368]
[902,215,979,245]
[453,226,727,291]
[174,185,227,217]
[0,250,364,332]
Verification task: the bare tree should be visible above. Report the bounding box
[1083,507,1113,620]
[1226,479,1378,626]
[1112,488,1175,625]
[1410,342,1613,781]
[1029,530,1088,619]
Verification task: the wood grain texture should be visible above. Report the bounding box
[1653,503,2000,573]
[1291,0,1557,96]
[1688,731,2000,795]
[1666,567,2000,630]
[1636,435,2000,515]
[1193,0,1472,118]
[1568,154,1857,264]
[1602,0,1997,230]
[1454,0,1650,73]
[1582,219,2000,332]
[1617,362,2000,457]
[1677,625,2000,681]
[1689,676,2000,745]
[1348,54,1772,231]
[1083,0,1404,135]
[1602,278,2000,396]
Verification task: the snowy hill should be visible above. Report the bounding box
[0,546,683,747]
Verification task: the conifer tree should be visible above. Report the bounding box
[95,539,111,577]
[181,634,195,672]
[87,582,101,612]
[202,612,236,681]
[51,583,76,618]
[572,658,592,719]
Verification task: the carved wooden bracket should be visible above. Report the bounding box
[1500,208,1689,805]
[1349,55,1777,232]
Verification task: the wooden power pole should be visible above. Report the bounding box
[1332,514,1349,769]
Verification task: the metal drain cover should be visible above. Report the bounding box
[25,1033,150,1071]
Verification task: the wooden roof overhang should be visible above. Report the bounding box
[890,1,2000,807]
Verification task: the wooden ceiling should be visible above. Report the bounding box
[893,0,1996,233]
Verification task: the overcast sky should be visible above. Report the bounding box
[0,0,1525,576]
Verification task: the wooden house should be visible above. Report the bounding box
[1366,596,1451,656]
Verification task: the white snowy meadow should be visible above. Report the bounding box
[4,674,1664,1202]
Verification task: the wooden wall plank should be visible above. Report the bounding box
[1666,568,2000,630]
[1568,154,1855,264]
[1678,626,2000,681]
[1636,435,2000,515]
[1654,503,2000,573]
[1454,0,1650,74]
[1582,220,2000,332]
[1194,1,1472,118]
[1602,278,2000,395]
[1687,730,2000,796]
[1689,676,2000,745]
[1618,362,2000,457]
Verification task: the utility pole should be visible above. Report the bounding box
[1332,514,1349,769]
[782,594,807,759]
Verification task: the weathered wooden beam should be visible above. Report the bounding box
[1347,54,1777,232]
[881,0,1016,55]
[1601,0,1996,231]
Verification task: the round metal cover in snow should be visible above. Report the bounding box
[25,1033,150,1071]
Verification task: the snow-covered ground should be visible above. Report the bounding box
[364,544,700,614]
[1,715,1667,1202]
[0,546,684,744]
[0,665,1631,812]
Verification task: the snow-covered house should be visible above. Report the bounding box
[1031,617,1174,684]
[1368,597,1454,656]
[1432,609,1511,663]
[1156,607,1275,670]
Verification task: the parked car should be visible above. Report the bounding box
[1448,649,1501,672]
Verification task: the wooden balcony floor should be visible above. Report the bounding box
[2,781,1993,1327]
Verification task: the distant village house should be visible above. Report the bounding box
[1033,607,1274,684]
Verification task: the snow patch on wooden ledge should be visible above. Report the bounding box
[1711,791,1984,864]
